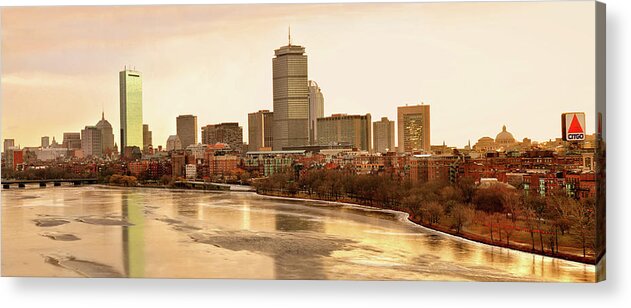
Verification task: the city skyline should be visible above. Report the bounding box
[1,2,596,150]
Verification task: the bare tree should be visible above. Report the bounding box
[450,203,475,234]
[426,201,444,225]
[566,198,596,257]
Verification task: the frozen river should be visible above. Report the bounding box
[1,186,595,281]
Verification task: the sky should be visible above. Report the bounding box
[1,2,596,151]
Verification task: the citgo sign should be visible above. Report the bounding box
[561,112,586,141]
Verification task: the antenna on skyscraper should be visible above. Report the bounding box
[288,25,291,46]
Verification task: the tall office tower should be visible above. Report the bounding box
[308,80,324,145]
[176,115,197,148]
[397,104,431,153]
[81,126,102,157]
[248,110,274,151]
[373,117,395,153]
[62,132,82,149]
[166,135,182,151]
[3,139,15,152]
[41,136,50,148]
[120,68,143,151]
[201,122,243,152]
[96,112,115,154]
[143,124,153,152]
[3,139,15,164]
[317,113,372,151]
[272,33,309,150]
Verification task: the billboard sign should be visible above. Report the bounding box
[561,112,586,141]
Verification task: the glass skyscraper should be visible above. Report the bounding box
[272,39,309,150]
[119,69,143,151]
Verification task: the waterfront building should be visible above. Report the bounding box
[308,80,324,145]
[397,104,431,153]
[201,122,243,152]
[316,113,372,151]
[272,34,309,150]
[185,164,197,180]
[41,136,50,148]
[176,115,197,149]
[96,112,116,155]
[62,132,82,150]
[207,154,239,177]
[119,68,143,150]
[148,160,172,179]
[143,124,153,153]
[166,135,182,152]
[3,139,15,153]
[81,126,102,157]
[373,117,395,153]
[171,152,186,178]
[248,110,274,151]
[244,150,306,176]
[128,160,149,177]
[2,139,15,168]
[8,149,24,171]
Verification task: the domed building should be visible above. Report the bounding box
[95,112,115,155]
[473,136,497,151]
[495,125,517,147]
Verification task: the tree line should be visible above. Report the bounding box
[255,168,596,259]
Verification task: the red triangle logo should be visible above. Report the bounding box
[568,115,583,133]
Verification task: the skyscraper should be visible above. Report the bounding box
[201,122,243,152]
[176,115,197,148]
[96,112,115,154]
[272,32,309,150]
[41,136,50,148]
[373,117,395,153]
[143,124,153,152]
[120,68,143,151]
[3,139,15,153]
[62,132,82,149]
[2,139,15,165]
[317,113,372,151]
[248,110,274,151]
[308,80,324,145]
[81,126,102,157]
[397,104,431,153]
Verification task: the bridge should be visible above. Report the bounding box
[1,178,99,189]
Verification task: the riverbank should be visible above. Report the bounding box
[101,183,595,265]
[255,190,596,265]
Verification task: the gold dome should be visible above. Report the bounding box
[495,125,516,145]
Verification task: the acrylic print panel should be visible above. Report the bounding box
[0,1,605,282]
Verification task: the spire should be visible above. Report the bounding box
[101,111,105,121]
[288,25,291,46]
